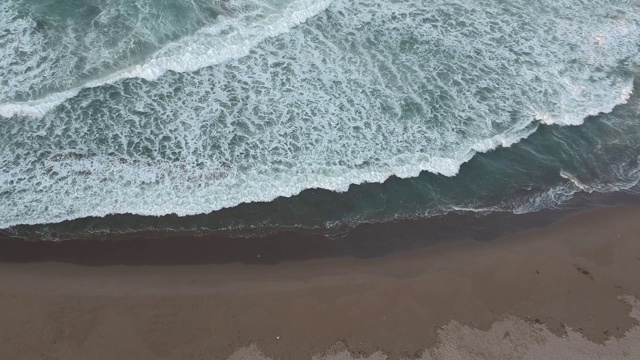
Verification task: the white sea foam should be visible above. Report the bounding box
[1,0,640,228]
[0,0,334,118]
[534,81,635,126]
[0,90,80,119]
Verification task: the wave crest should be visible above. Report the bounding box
[0,0,334,118]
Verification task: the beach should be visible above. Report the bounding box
[2,203,639,359]
[2,0,640,358]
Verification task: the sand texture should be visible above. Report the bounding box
[1,205,640,359]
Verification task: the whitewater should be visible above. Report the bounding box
[0,0,335,118]
[1,0,640,229]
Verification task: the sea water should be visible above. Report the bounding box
[1,0,640,238]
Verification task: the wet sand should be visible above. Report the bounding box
[1,204,640,359]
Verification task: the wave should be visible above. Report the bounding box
[535,82,635,126]
[0,85,633,229]
[7,152,640,241]
[1,0,640,228]
[0,90,79,119]
[0,0,334,119]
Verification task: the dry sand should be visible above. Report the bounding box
[1,205,640,359]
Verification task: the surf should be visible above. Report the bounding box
[0,0,334,119]
[1,0,640,229]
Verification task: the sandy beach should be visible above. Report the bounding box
[1,204,640,359]
[2,0,640,359]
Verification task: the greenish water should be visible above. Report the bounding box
[1,0,640,239]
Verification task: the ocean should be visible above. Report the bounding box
[1,0,640,240]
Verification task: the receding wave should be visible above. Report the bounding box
[1,0,640,229]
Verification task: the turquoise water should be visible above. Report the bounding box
[1,0,640,238]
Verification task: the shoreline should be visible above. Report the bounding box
[2,196,640,358]
[2,191,640,266]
